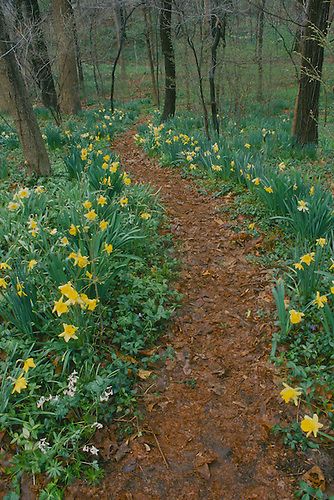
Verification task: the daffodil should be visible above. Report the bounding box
[264,186,273,193]
[28,259,37,271]
[97,195,107,206]
[23,358,36,373]
[53,297,69,316]
[60,236,69,245]
[294,262,304,271]
[69,224,78,236]
[280,383,302,406]
[59,282,79,303]
[12,374,28,394]
[314,291,327,309]
[59,324,78,342]
[81,148,88,161]
[110,161,119,173]
[8,201,20,211]
[244,143,251,149]
[300,253,315,266]
[212,165,222,172]
[301,414,323,437]
[0,262,11,270]
[28,219,38,231]
[16,188,30,199]
[16,281,27,297]
[316,238,326,247]
[119,197,128,207]
[83,200,92,209]
[140,212,151,220]
[252,178,260,186]
[297,200,309,212]
[85,210,97,221]
[99,220,108,231]
[69,251,90,268]
[289,309,304,324]
[104,243,113,255]
[0,278,7,288]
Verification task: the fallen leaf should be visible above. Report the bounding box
[302,465,326,492]
[138,369,152,380]
[197,463,211,480]
[114,441,130,462]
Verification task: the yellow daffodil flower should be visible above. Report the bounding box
[297,200,309,212]
[314,291,328,309]
[97,195,107,206]
[85,210,97,221]
[289,309,304,324]
[59,324,78,342]
[104,243,113,255]
[23,358,36,373]
[300,253,315,266]
[280,383,302,406]
[12,374,28,394]
[83,200,92,209]
[59,282,79,303]
[53,297,69,316]
[301,414,323,437]
[316,238,326,247]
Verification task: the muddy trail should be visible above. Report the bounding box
[67,127,298,499]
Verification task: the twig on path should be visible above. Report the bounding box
[146,428,170,469]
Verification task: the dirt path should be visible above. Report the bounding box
[67,128,295,499]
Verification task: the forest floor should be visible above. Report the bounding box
[64,126,308,499]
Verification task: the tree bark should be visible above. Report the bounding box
[0,5,51,176]
[21,0,59,114]
[188,37,210,139]
[53,0,81,115]
[160,0,176,122]
[256,0,265,102]
[209,3,223,135]
[292,0,331,146]
[143,5,158,106]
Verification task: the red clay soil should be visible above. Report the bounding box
[66,128,299,499]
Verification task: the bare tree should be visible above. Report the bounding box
[20,0,59,116]
[256,0,266,101]
[143,3,159,106]
[53,0,81,115]
[160,0,176,121]
[0,4,51,176]
[292,0,331,145]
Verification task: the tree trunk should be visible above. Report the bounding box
[21,0,59,114]
[160,0,176,122]
[0,5,51,176]
[292,0,330,146]
[256,0,265,102]
[143,5,158,106]
[113,0,126,85]
[53,0,81,115]
[209,3,223,135]
[188,37,210,139]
